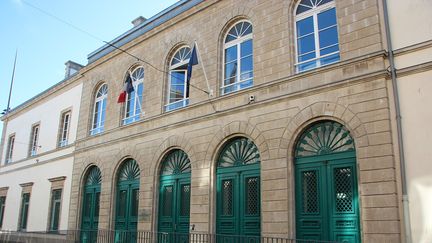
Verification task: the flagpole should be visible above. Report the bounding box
[194,41,213,96]
[6,50,18,114]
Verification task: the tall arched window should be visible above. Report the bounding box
[295,0,339,72]
[166,46,191,112]
[90,84,108,135]
[123,67,144,125]
[222,21,253,95]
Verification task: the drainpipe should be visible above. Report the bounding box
[382,0,412,242]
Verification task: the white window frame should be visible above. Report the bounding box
[5,134,15,164]
[90,84,108,135]
[294,0,339,72]
[59,111,71,147]
[165,46,191,112]
[221,20,253,95]
[123,67,144,125]
[29,124,40,157]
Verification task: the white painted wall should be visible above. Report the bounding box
[398,71,432,243]
[0,156,73,231]
[0,80,82,232]
[387,1,432,242]
[1,83,82,165]
[387,0,432,50]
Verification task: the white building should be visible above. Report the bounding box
[0,61,82,235]
[387,1,432,242]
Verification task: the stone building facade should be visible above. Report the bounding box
[64,0,406,242]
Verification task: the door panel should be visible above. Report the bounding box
[241,171,260,236]
[295,157,360,243]
[158,176,191,235]
[81,187,100,243]
[328,162,360,243]
[216,169,260,236]
[295,165,325,240]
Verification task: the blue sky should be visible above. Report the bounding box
[0,0,178,133]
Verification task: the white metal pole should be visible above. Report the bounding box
[194,41,213,96]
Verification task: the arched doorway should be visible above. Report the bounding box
[216,137,261,237]
[81,166,101,243]
[295,121,360,243]
[115,159,140,242]
[158,149,191,241]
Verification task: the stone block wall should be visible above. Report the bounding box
[68,0,400,242]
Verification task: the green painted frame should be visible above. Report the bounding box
[216,137,261,237]
[295,121,360,243]
[81,166,102,242]
[158,149,191,240]
[115,159,140,243]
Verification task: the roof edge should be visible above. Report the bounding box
[87,0,204,64]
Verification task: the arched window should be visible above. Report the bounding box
[166,46,191,112]
[295,0,339,72]
[123,67,144,125]
[90,84,108,135]
[222,21,253,95]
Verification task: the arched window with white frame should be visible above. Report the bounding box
[90,83,108,135]
[123,66,144,125]
[166,46,191,112]
[222,20,253,95]
[295,0,340,72]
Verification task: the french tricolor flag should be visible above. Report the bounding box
[117,75,134,103]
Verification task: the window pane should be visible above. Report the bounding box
[84,193,92,217]
[319,26,338,49]
[224,62,237,81]
[298,35,315,55]
[240,39,253,57]
[131,189,139,217]
[240,71,253,81]
[135,83,143,115]
[100,99,106,127]
[93,101,101,128]
[299,52,316,62]
[318,8,337,30]
[320,53,340,66]
[126,92,135,117]
[51,201,61,230]
[240,56,253,74]
[162,186,173,216]
[240,79,253,89]
[296,17,314,37]
[118,190,127,217]
[298,60,317,72]
[94,192,100,218]
[225,46,237,63]
[222,180,233,216]
[320,45,339,56]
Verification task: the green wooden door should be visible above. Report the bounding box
[115,159,140,243]
[216,138,261,237]
[295,121,360,243]
[81,167,101,243]
[158,150,191,243]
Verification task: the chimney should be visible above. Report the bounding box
[64,60,83,78]
[132,16,146,27]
